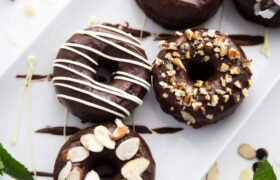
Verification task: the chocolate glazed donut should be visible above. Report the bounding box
[234,0,280,27]
[136,0,223,30]
[54,120,155,179]
[52,24,152,123]
[152,29,253,128]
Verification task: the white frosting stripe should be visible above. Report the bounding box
[54,59,96,74]
[115,71,151,87]
[57,94,125,118]
[52,77,143,105]
[63,43,152,70]
[60,45,98,66]
[76,30,151,66]
[92,24,141,44]
[254,0,280,19]
[54,83,130,116]
[113,76,150,91]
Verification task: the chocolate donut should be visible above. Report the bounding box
[136,0,223,30]
[52,24,152,123]
[54,120,156,180]
[152,29,253,128]
[234,0,280,27]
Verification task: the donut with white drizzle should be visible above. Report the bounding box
[52,24,152,123]
[234,0,280,27]
[152,29,253,128]
[53,119,155,180]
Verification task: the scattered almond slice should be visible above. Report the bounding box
[66,167,83,180]
[58,161,72,180]
[207,163,219,180]
[94,126,116,149]
[80,134,104,152]
[238,144,256,160]
[24,3,36,17]
[65,146,90,163]
[116,138,140,161]
[111,126,130,141]
[121,158,150,180]
[85,170,100,180]
[240,168,254,180]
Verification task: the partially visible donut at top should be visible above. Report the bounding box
[136,0,223,30]
[152,29,253,128]
[54,120,155,180]
[52,24,152,123]
[234,0,280,27]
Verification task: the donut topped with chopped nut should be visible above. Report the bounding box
[152,28,253,128]
[53,120,155,180]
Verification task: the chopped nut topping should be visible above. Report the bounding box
[247,79,252,88]
[194,80,203,88]
[197,43,204,49]
[164,53,172,60]
[192,102,202,111]
[183,94,193,106]
[201,106,206,114]
[207,29,216,38]
[205,94,211,101]
[203,55,210,62]
[171,58,186,71]
[205,42,213,49]
[184,29,193,40]
[214,47,220,53]
[220,42,228,57]
[170,75,176,83]
[175,82,186,89]
[215,89,226,95]
[223,95,230,103]
[210,95,219,106]
[154,58,164,66]
[177,37,186,46]
[228,48,240,60]
[185,50,191,59]
[219,63,230,72]
[230,66,241,75]
[242,88,249,97]
[233,94,241,103]
[167,70,176,76]
[242,59,252,68]
[220,77,226,87]
[162,93,169,98]
[181,111,195,124]
[234,80,242,89]
[172,52,181,58]
[220,105,224,111]
[225,74,233,83]
[166,63,174,70]
[206,114,214,120]
[175,31,183,36]
[199,87,208,95]
[225,87,232,95]
[192,31,202,40]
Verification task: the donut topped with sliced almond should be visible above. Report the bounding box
[152,28,253,128]
[53,119,155,180]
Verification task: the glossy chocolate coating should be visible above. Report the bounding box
[53,123,156,180]
[53,25,151,123]
[234,0,280,27]
[152,29,252,128]
[136,0,223,30]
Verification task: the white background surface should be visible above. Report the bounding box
[0,0,280,179]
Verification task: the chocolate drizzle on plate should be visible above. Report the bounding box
[16,74,53,81]
[229,35,264,46]
[30,171,53,177]
[152,127,184,134]
[35,126,80,136]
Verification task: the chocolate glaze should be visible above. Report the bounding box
[53,24,151,123]
[16,74,53,81]
[234,0,280,27]
[31,171,53,177]
[152,127,183,134]
[36,126,80,136]
[228,35,264,46]
[153,33,175,41]
[53,123,155,180]
[136,0,223,30]
[152,29,252,128]
[128,125,153,134]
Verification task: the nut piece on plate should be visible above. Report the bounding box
[206,163,219,180]
[238,144,256,160]
[240,168,254,180]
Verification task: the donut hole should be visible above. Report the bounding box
[187,60,216,82]
[95,60,118,84]
[95,164,117,179]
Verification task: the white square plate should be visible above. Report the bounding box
[0,0,280,179]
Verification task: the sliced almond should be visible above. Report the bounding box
[94,126,116,149]
[121,158,150,179]
[116,138,140,161]
[240,168,254,180]
[80,134,104,152]
[206,163,219,180]
[111,126,130,141]
[192,102,202,111]
[115,118,126,127]
[58,161,72,180]
[238,144,256,160]
[171,58,186,71]
[66,146,90,163]
[85,170,100,180]
[180,111,195,124]
[67,167,83,180]
[228,48,240,60]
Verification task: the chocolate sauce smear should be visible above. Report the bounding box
[103,22,152,39]
[36,125,183,135]
[152,127,184,134]
[36,126,81,136]
[229,35,264,46]
[31,171,53,177]
[16,74,53,81]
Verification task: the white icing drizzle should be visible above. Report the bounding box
[140,14,148,41]
[63,108,69,141]
[255,0,280,19]
[261,27,271,57]
[63,43,152,70]
[57,94,126,118]
[54,25,151,120]
[60,45,98,66]
[54,83,130,116]
[54,59,96,74]
[76,30,151,66]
